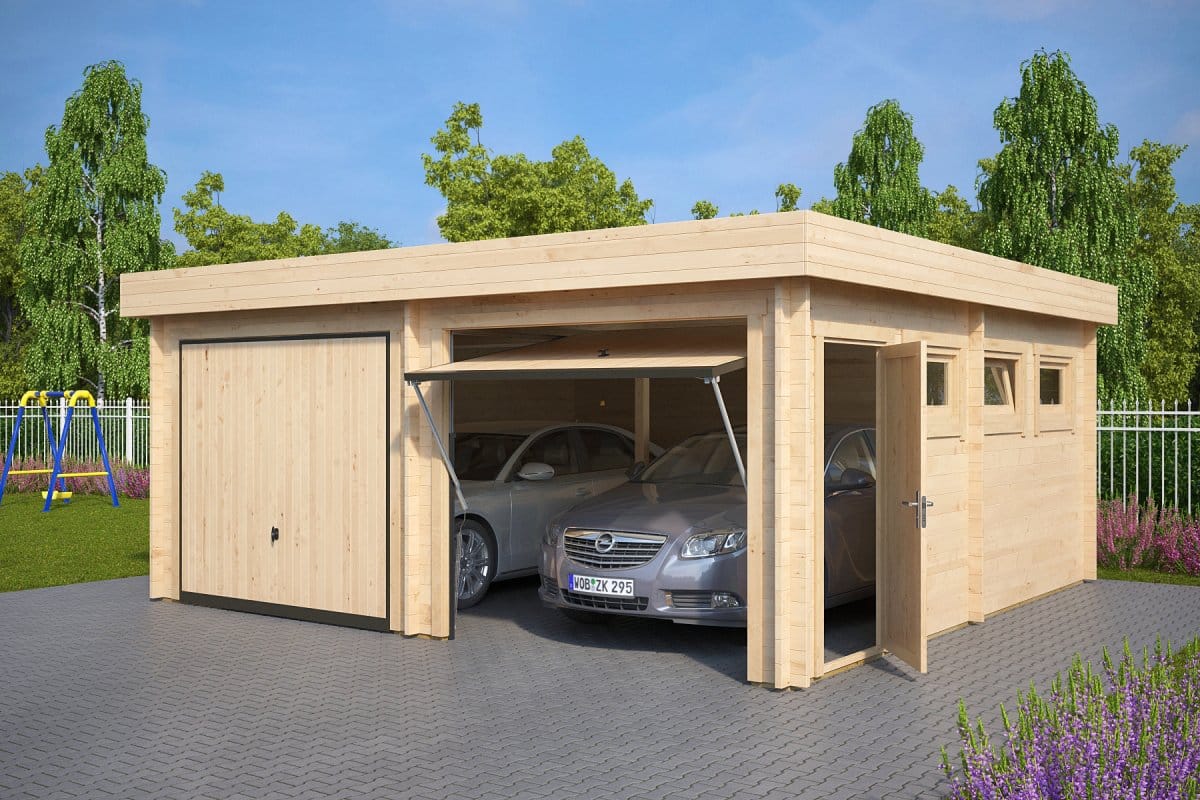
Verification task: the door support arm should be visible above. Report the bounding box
[704,376,746,488]
[407,379,469,511]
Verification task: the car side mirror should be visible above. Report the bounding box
[517,462,556,481]
[626,461,647,480]
[836,468,875,491]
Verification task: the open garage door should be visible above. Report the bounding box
[876,341,930,673]
[180,335,389,629]
[407,328,749,506]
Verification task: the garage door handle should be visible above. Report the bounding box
[270,526,279,543]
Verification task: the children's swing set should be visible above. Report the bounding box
[0,390,119,512]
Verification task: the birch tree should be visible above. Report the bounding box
[20,61,168,401]
[979,50,1150,400]
[831,99,936,236]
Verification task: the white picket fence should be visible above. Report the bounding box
[1097,400,1200,513]
[0,398,150,467]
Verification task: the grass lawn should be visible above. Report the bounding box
[1098,565,1200,587]
[0,491,148,592]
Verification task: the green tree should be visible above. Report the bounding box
[978,50,1150,400]
[422,102,653,242]
[0,169,38,397]
[831,99,936,236]
[775,182,802,212]
[1125,141,1199,400]
[926,185,981,251]
[173,171,391,267]
[691,200,718,220]
[810,196,835,215]
[323,221,393,254]
[20,61,168,401]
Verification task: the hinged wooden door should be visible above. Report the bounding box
[876,341,929,673]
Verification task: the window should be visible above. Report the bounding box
[1040,367,1063,405]
[578,429,634,472]
[984,359,1016,408]
[519,431,578,476]
[454,433,526,481]
[825,432,876,486]
[927,361,948,406]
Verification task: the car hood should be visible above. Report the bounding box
[556,481,746,538]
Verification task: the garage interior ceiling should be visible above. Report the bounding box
[409,327,747,383]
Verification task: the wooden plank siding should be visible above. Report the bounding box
[122,212,1116,325]
[132,209,1114,689]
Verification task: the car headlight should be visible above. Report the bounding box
[681,526,747,558]
[544,522,564,547]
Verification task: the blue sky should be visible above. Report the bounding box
[2,0,1198,250]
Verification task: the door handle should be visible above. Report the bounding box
[900,492,934,529]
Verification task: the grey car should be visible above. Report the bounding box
[453,422,663,608]
[539,425,877,626]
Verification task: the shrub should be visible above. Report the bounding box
[2,458,149,500]
[943,638,1200,799]
[1098,497,1200,577]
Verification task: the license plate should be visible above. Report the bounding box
[568,574,634,597]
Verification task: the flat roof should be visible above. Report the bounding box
[121,211,1118,325]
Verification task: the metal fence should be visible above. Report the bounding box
[1098,400,1200,513]
[0,398,150,467]
[3,397,1197,507]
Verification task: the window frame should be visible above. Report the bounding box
[1035,352,1073,434]
[926,345,963,439]
[983,350,1023,435]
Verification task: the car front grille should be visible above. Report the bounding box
[561,590,649,611]
[541,575,559,600]
[563,529,667,569]
[668,590,713,609]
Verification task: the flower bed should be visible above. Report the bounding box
[943,638,1200,799]
[2,458,150,500]
[1098,497,1200,577]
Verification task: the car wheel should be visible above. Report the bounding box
[559,607,608,624]
[455,519,496,609]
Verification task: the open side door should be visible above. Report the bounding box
[876,341,929,673]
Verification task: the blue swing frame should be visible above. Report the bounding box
[0,390,120,511]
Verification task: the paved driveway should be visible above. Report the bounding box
[1,576,1197,800]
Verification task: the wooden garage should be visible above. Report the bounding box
[121,211,1117,689]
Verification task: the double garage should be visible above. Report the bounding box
[123,211,1116,689]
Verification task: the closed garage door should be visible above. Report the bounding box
[180,334,388,628]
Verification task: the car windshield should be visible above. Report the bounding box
[636,431,747,487]
[454,433,526,481]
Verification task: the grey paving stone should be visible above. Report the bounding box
[1,575,1198,799]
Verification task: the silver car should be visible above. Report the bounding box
[539,425,876,626]
[453,422,663,608]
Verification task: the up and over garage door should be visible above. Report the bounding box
[179,334,389,629]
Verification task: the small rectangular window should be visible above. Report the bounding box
[984,359,1016,407]
[1040,367,1063,405]
[926,361,947,406]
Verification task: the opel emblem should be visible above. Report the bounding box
[595,533,616,554]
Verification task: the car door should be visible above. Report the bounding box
[506,429,594,571]
[577,427,637,495]
[824,430,877,601]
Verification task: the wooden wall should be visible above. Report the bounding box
[979,309,1094,614]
